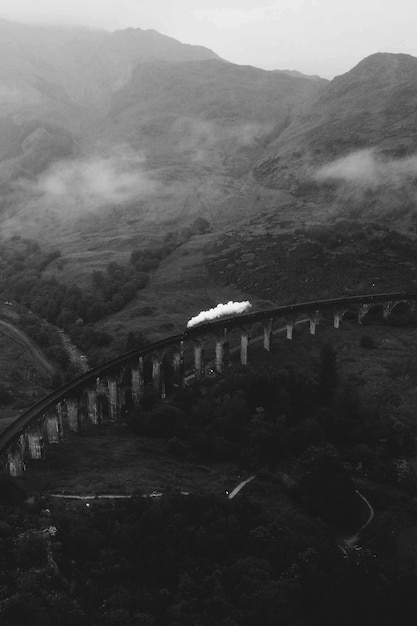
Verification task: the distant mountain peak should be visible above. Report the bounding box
[337,51,417,82]
[279,69,326,82]
[107,25,221,63]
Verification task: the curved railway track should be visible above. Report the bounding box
[0,291,415,455]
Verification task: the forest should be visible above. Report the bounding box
[2,342,417,625]
[0,218,210,367]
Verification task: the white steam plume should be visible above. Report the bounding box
[187,301,252,328]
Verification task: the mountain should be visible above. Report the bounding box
[100,59,326,177]
[0,20,221,180]
[254,53,417,222]
[0,19,327,256]
[0,19,220,102]
[3,24,417,415]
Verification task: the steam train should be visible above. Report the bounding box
[184,291,415,333]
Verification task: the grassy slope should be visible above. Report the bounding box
[205,213,417,304]
[96,232,260,352]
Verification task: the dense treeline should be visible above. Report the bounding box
[2,339,417,623]
[0,219,211,363]
[297,219,417,260]
[1,471,417,626]
[126,344,416,504]
[0,481,337,625]
[0,237,148,364]
[129,217,211,273]
[0,237,147,325]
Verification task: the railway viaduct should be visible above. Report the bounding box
[1,292,416,477]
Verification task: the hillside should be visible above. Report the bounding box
[5,34,417,625]
[3,25,417,400]
[0,20,328,279]
[0,20,218,199]
[0,20,328,299]
[255,52,417,225]
[4,28,417,626]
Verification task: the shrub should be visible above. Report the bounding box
[0,473,27,504]
[16,533,49,570]
[360,335,376,349]
[190,217,211,234]
[136,306,154,316]
[135,258,159,272]
[167,436,189,457]
[0,384,15,405]
[192,433,213,460]
[134,273,149,289]
[130,249,143,265]
[125,331,148,350]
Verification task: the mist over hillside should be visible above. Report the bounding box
[0,19,328,244]
[255,52,417,225]
[2,21,417,358]
[3,22,417,241]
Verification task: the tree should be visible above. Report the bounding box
[0,473,27,504]
[130,249,143,265]
[125,331,148,350]
[134,273,149,289]
[297,445,361,528]
[16,533,49,570]
[37,329,50,346]
[86,301,107,323]
[111,293,125,312]
[317,343,338,405]
[92,270,105,288]
[190,217,211,234]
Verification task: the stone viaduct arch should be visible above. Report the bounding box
[0,292,416,476]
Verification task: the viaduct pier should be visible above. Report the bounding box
[1,292,415,477]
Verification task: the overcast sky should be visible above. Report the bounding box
[1,0,417,78]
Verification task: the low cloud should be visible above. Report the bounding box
[172,117,271,165]
[174,118,270,147]
[35,150,157,208]
[187,301,252,328]
[0,84,43,110]
[315,148,417,188]
[0,146,159,239]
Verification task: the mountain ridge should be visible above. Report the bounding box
[0,19,328,252]
[254,51,417,220]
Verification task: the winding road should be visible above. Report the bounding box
[42,477,256,504]
[228,475,256,499]
[340,489,375,553]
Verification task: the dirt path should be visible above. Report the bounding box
[0,320,54,377]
